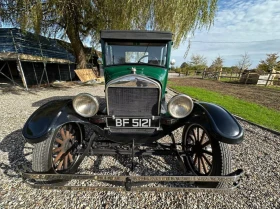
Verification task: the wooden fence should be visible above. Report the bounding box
[202,68,280,87]
[255,72,280,86]
[202,68,242,81]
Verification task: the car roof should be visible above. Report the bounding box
[100,30,173,41]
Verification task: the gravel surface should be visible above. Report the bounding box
[0,84,279,209]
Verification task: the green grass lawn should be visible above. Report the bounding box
[169,84,280,131]
[219,77,239,82]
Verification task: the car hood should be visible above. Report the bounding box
[104,65,168,98]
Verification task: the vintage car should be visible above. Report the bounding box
[21,30,244,192]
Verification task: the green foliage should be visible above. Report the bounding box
[190,54,207,67]
[169,84,280,131]
[177,62,199,75]
[180,62,188,68]
[222,66,239,73]
[174,68,181,73]
[170,66,176,71]
[257,53,280,72]
[0,0,218,48]
[210,55,223,71]
[187,54,208,73]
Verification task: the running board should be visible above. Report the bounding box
[21,169,244,192]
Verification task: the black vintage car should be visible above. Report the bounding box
[21,30,244,192]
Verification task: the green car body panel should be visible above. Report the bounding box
[103,65,169,98]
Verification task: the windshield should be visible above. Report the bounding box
[104,41,168,67]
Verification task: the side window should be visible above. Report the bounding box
[105,43,113,65]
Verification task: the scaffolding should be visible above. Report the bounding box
[0,28,76,90]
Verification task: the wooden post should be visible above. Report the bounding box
[230,68,233,81]
[43,61,50,86]
[32,62,39,86]
[6,61,15,86]
[238,68,242,79]
[68,61,72,81]
[10,29,28,90]
[265,68,273,86]
[16,59,28,90]
[245,72,250,84]
[202,68,206,79]
[58,64,62,81]
[38,38,50,87]
[218,68,222,81]
[7,62,20,86]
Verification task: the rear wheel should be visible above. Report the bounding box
[182,124,231,188]
[32,123,83,174]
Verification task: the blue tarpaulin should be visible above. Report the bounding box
[0,28,76,88]
[0,28,75,62]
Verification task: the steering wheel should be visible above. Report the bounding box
[137,55,149,63]
[137,55,159,65]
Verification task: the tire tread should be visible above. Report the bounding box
[32,135,53,172]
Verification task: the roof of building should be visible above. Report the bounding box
[0,28,75,63]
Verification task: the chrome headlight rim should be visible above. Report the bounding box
[167,94,194,119]
[72,93,99,117]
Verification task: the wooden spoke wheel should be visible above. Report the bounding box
[32,123,83,174]
[182,124,232,188]
[52,123,81,172]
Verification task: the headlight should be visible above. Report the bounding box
[72,93,99,117]
[167,94,193,118]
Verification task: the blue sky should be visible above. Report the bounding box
[172,0,280,68]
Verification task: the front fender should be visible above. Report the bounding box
[22,99,90,144]
[182,102,244,144]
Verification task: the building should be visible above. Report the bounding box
[0,28,76,90]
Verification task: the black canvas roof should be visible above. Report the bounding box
[100,30,173,41]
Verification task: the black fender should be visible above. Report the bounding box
[181,102,244,144]
[22,100,102,144]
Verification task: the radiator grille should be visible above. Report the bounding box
[107,87,159,116]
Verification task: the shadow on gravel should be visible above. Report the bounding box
[0,86,37,95]
[0,129,32,178]
[90,154,184,175]
[86,150,188,188]
[0,128,189,188]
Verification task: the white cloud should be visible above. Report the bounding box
[172,0,280,68]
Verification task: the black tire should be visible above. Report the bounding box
[32,123,83,174]
[182,124,231,188]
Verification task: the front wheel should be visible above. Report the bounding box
[182,124,231,188]
[32,123,83,174]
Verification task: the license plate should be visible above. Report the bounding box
[107,117,159,128]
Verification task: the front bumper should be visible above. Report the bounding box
[20,169,244,192]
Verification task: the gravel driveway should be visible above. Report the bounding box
[0,85,279,209]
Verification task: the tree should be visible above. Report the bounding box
[257,53,280,72]
[190,54,207,66]
[0,0,218,69]
[180,62,188,69]
[210,55,223,71]
[237,52,251,70]
[190,54,207,71]
[190,54,207,72]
